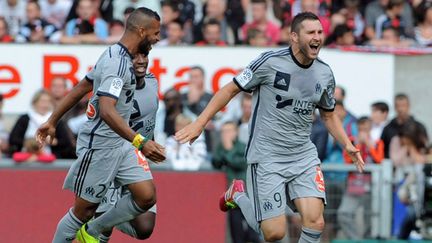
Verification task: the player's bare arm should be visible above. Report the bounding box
[319,109,365,172]
[99,96,165,162]
[175,81,241,144]
[36,78,93,145]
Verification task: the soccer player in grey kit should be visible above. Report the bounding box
[176,12,365,243]
[37,7,164,243]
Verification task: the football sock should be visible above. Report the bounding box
[299,227,322,243]
[233,192,261,234]
[52,208,83,243]
[86,194,146,237]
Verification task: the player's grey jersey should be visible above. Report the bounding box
[129,73,159,138]
[234,47,336,164]
[77,43,136,149]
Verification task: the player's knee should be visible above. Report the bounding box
[263,229,286,242]
[135,193,156,210]
[305,216,325,232]
[135,227,153,240]
[73,204,98,222]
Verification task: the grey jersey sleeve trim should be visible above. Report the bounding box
[85,75,93,83]
[97,91,119,100]
[233,78,253,93]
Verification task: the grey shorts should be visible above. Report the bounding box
[246,162,326,222]
[96,184,157,214]
[64,141,153,203]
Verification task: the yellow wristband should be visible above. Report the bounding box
[132,134,146,150]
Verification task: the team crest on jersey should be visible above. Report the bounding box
[86,103,96,119]
[315,83,322,94]
[315,166,325,192]
[236,68,253,86]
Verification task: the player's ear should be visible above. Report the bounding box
[291,31,298,43]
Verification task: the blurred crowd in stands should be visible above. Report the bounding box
[0,0,431,48]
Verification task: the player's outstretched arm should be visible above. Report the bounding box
[319,109,365,172]
[99,96,165,162]
[175,81,241,144]
[36,78,93,145]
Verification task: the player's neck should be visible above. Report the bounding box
[290,45,313,67]
[118,36,138,56]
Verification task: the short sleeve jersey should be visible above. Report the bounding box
[234,47,336,165]
[129,73,159,139]
[77,43,136,149]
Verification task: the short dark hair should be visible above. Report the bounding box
[169,18,184,29]
[334,24,352,39]
[203,18,221,31]
[371,102,389,113]
[387,0,404,10]
[291,12,320,34]
[395,93,409,102]
[336,86,346,98]
[161,1,180,12]
[126,7,161,31]
[251,0,267,7]
[190,65,205,76]
[357,116,371,126]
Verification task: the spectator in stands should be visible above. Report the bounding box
[365,0,414,40]
[123,6,135,21]
[39,0,72,29]
[15,1,61,43]
[182,66,214,150]
[238,93,252,145]
[105,19,124,44]
[370,101,389,142]
[338,116,384,240]
[369,26,415,47]
[49,76,69,108]
[8,89,76,159]
[157,19,186,46]
[395,121,428,239]
[196,18,227,46]
[225,0,247,44]
[338,0,365,41]
[325,24,356,47]
[329,12,347,34]
[113,0,160,22]
[381,93,428,158]
[66,0,113,23]
[322,100,358,239]
[245,27,269,46]
[241,0,280,46]
[212,121,261,243]
[61,0,109,44]
[12,138,56,163]
[0,17,13,42]
[0,94,8,157]
[194,0,236,45]
[278,20,292,45]
[165,114,207,170]
[155,88,196,144]
[374,0,410,39]
[335,86,357,122]
[160,1,181,40]
[67,97,88,138]
[0,0,26,37]
[414,0,432,47]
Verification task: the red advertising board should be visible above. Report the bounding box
[0,170,227,242]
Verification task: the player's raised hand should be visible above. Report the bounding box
[175,121,204,145]
[345,144,365,173]
[141,140,166,163]
[36,121,56,146]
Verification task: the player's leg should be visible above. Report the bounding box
[224,163,288,242]
[54,148,115,242]
[117,209,156,239]
[289,165,327,243]
[85,144,156,237]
